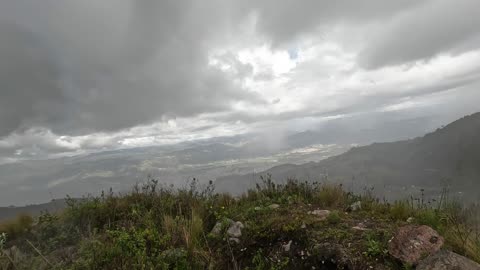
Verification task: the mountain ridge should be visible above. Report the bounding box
[216,112,480,200]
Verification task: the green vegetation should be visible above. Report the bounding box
[0,176,479,269]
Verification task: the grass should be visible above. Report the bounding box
[0,213,33,240]
[0,176,479,269]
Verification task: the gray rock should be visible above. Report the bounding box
[227,221,245,238]
[228,237,240,244]
[268,204,280,209]
[308,209,331,220]
[352,222,369,231]
[210,218,233,236]
[417,250,480,270]
[282,240,292,252]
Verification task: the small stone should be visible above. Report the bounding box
[268,203,280,209]
[282,240,292,252]
[352,222,369,231]
[210,218,233,236]
[407,217,415,223]
[308,209,331,220]
[229,237,240,244]
[227,221,245,238]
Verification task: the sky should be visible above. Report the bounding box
[1,0,480,164]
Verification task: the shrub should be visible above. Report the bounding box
[316,184,348,208]
[326,210,342,224]
[415,209,443,230]
[390,201,413,221]
[364,232,388,258]
[162,208,205,254]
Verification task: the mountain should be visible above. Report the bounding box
[0,199,67,222]
[0,112,458,206]
[215,113,480,201]
[0,134,349,206]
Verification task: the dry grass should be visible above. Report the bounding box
[0,213,33,239]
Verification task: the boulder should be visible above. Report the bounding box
[227,221,245,238]
[417,250,480,270]
[308,209,331,220]
[388,225,444,265]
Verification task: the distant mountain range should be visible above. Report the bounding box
[2,113,478,218]
[0,199,66,222]
[0,132,349,206]
[0,112,467,206]
[216,113,480,201]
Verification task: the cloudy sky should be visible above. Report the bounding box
[1,0,480,164]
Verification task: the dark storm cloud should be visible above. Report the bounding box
[359,0,480,68]
[0,0,479,149]
[242,0,424,45]
[0,22,66,137]
[0,0,260,137]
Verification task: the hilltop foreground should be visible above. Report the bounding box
[1,178,479,269]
